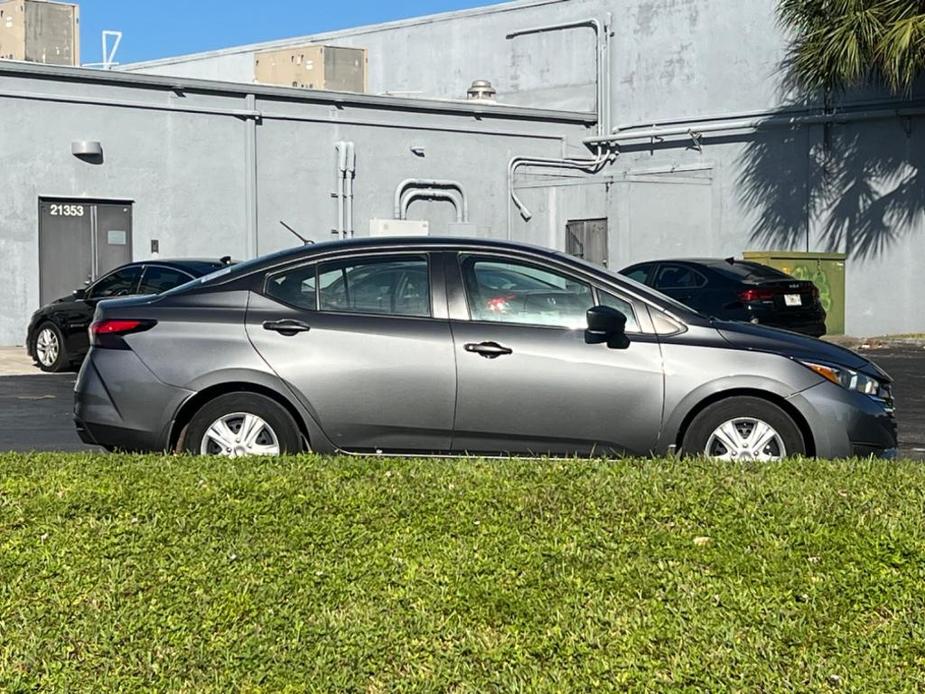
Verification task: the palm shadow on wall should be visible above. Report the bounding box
[737,94,925,260]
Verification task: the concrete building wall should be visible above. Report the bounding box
[122,0,793,121]
[2,0,923,342]
[0,62,589,345]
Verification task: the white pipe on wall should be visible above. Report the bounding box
[400,187,465,223]
[506,17,608,136]
[506,149,614,235]
[393,179,468,221]
[345,141,356,238]
[335,141,348,239]
[587,104,925,146]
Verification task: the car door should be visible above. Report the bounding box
[652,263,708,308]
[137,265,194,295]
[63,264,143,355]
[446,252,665,456]
[245,251,457,452]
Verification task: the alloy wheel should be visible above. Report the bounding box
[704,417,786,461]
[200,412,280,457]
[36,328,60,367]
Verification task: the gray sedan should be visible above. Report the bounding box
[74,237,897,459]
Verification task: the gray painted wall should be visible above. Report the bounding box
[122,0,925,336]
[0,63,587,345]
[1,0,923,344]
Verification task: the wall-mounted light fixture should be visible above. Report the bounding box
[72,140,103,157]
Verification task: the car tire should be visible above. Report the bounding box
[682,396,806,460]
[31,322,71,373]
[183,392,302,457]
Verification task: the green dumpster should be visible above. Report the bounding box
[743,251,847,335]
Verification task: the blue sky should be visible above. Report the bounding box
[78,0,493,65]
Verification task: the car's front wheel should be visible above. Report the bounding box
[682,396,806,461]
[183,392,302,457]
[32,322,71,373]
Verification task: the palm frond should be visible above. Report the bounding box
[778,0,925,93]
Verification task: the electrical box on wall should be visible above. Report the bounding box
[0,0,79,65]
[254,45,367,92]
[369,219,429,237]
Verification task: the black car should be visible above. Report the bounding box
[27,259,230,372]
[620,258,827,337]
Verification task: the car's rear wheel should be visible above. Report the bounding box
[682,396,805,460]
[184,393,302,457]
[32,322,70,373]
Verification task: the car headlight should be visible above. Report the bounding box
[799,360,890,399]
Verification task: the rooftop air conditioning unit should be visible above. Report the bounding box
[0,0,79,66]
[254,45,367,93]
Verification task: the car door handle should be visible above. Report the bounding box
[263,319,311,336]
[464,341,513,358]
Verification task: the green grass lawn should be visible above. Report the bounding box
[2,453,925,691]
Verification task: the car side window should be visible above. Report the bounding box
[87,266,142,299]
[460,255,593,328]
[654,264,707,290]
[597,290,640,333]
[265,264,317,310]
[624,264,652,284]
[138,266,193,295]
[318,255,431,318]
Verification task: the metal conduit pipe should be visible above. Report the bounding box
[400,188,465,223]
[334,142,347,238]
[603,11,612,134]
[507,149,614,233]
[345,141,356,238]
[506,17,609,136]
[244,94,258,257]
[393,179,468,220]
[588,104,925,146]
[612,96,925,133]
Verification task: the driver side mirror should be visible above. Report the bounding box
[585,305,630,349]
[72,288,87,300]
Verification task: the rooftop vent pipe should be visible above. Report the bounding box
[467,80,497,102]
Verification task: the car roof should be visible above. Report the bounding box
[625,258,744,267]
[215,236,578,273]
[123,258,229,275]
[188,236,703,318]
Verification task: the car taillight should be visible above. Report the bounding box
[89,319,156,348]
[738,287,776,303]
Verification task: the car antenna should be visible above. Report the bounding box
[280,220,314,245]
[724,256,736,265]
[220,255,232,265]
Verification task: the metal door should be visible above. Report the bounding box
[93,203,133,277]
[566,218,609,267]
[39,200,93,304]
[39,199,132,304]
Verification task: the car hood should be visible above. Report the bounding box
[715,320,887,378]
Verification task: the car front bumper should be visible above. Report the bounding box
[788,380,898,458]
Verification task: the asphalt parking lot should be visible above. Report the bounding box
[0,346,922,458]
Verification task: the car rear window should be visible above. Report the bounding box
[715,261,791,280]
[159,248,303,297]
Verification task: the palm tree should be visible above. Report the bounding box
[779,0,925,94]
